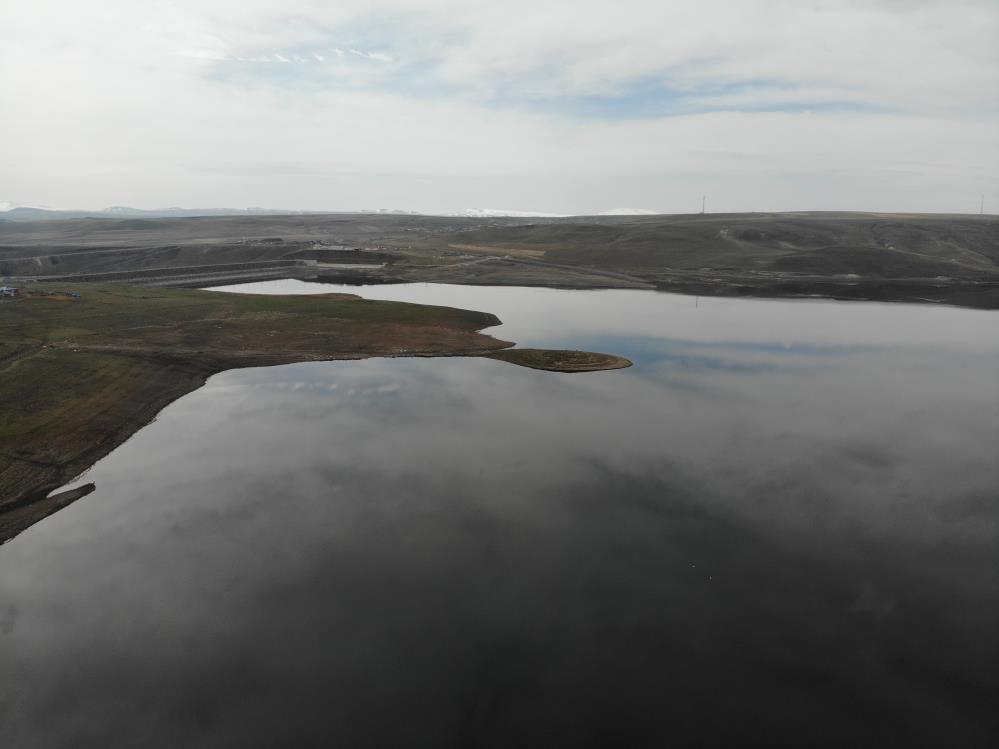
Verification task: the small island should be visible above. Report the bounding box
[0,283,629,543]
[485,348,632,372]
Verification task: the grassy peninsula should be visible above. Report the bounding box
[0,284,629,543]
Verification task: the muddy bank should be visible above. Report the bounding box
[650,274,999,309]
[0,483,96,543]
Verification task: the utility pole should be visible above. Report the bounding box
[981,194,985,215]
[701,195,706,214]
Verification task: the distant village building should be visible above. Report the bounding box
[0,286,19,297]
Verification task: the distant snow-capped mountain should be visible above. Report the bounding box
[0,201,54,213]
[97,206,308,217]
[0,204,313,221]
[446,208,569,218]
[443,208,661,218]
[598,208,660,216]
[1,202,666,221]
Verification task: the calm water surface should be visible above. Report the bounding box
[2,282,997,747]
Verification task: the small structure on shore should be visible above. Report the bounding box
[0,286,19,297]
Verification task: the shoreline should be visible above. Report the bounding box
[0,284,631,544]
[34,264,989,311]
[4,211,997,311]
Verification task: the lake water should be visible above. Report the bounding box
[2,281,997,747]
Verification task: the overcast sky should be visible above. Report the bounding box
[1,0,997,214]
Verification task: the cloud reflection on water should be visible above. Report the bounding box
[1,285,997,747]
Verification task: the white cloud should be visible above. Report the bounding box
[0,0,996,212]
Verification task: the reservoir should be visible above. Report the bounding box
[2,282,997,747]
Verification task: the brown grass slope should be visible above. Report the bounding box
[3,212,996,280]
[454,213,999,278]
[3,211,997,305]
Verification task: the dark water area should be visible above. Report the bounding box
[2,282,998,747]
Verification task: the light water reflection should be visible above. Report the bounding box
[1,283,997,747]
